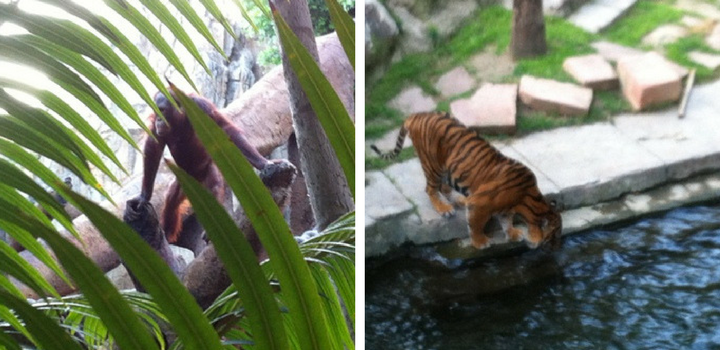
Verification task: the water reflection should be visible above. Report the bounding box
[366,204,720,349]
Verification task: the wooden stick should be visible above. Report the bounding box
[679,68,696,119]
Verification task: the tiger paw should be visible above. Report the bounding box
[441,208,456,218]
[471,235,491,249]
[506,227,524,242]
[526,237,541,249]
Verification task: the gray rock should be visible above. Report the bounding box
[388,86,437,115]
[450,83,518,134]
[366,0,399,67]
[434,67,475,98]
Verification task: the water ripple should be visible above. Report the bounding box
[367,203,720,349]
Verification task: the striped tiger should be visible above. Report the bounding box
[371,111,562,249]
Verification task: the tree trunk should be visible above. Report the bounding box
[511,0,547,59]
[274,0,354,230]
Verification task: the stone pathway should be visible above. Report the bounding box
[569,0,637,34]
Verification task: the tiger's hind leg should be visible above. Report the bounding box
[466,204,493,249]
[427,185,455,217]
[498,212,523,242]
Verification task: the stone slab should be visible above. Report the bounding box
[641,24,688,47]
[365,171,414,223]
[706,24,720,50]
[689,51,720,69]
[617,52,683,111]
[613,94,720,181]
[592,41,644,62]
[384,158,444,224]
[518,75,593,116]
[449,83,517,134]
[563,54,618,90]
[434,67,475,97]
[388,86,436,115]
[569,0,637,33]
[507,123,667,209]
[495,143,562,199]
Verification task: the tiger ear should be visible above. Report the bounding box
[550,200,559,210]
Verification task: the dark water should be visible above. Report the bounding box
[366,204,720,350]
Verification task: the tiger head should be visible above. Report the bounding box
[542,200,563,250]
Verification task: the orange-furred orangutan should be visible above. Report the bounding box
[136,90,275,243]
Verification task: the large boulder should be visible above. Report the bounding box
[365,0,399,69]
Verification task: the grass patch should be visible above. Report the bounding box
[666,34,720,82]
[366,147,418,170]
[514,16,597,82]
[603,1,684,46]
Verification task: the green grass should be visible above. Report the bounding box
[366,147,418,171]
[666,34,720,82]
[603,1,684,46]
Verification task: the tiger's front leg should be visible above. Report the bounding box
[426,185,455,217]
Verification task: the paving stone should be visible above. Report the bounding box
[367,127,412,158]
[613,101,720,181]
[707,24,720,50]
[449,83,517,134]
[495,143,562,199]
[388,86,436,115]
[569,0,637,33]
[676,0,720,21]
[617,52,683,111]
[365,171,414,223]
[688,51,720,69]
[384,158,443,224]
[591,41,644,62]
[506,123,667,209]
[681,15,704,28]
[641,24,688,47]
[434,67,475,97]
[563,54,618,90]
[518,75,593,116]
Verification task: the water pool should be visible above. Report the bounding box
[366,203,720,349]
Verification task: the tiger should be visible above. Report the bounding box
[370,111,562,250]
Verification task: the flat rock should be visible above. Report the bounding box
[569,0,637,34]
[688,51,720,69]
[706,24,720,50]
[449,83,517,134]
[617,52,683,111]
[563,54,618,90]
[388,86,436,115]
[434,67,475,97]
[518,75,593,116]
[641,24,688,47]
[681,15,704,28]
[365,171,414,223]
[591,41,644,62]
[507,123,667,209]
